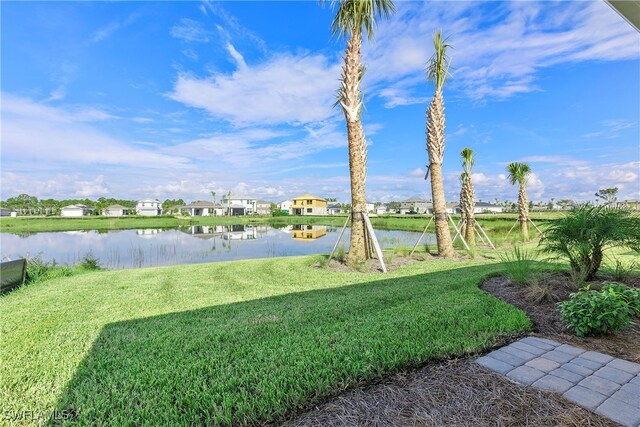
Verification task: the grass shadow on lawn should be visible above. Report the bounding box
[52,265,531,426]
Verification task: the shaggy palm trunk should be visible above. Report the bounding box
[342,31,369,264]
[518,184,529,241]
[427,92,454,257]
[461,177,475,247]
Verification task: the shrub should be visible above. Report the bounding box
[78,251,101,270]
[601,282,640,315]
[540,205,640,282]
[335,244,347,263]
[558,286,633,337]
[26,256,75,284]
[500,246,540,286]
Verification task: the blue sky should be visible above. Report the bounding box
[2,0,639,203]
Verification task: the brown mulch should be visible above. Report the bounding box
[316,252,469,273]
[286,359,616,427]
[482,273,640,362]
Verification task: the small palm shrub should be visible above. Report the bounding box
[601,282,640,315]
[500,246,540,285]
[558,286,633,337]
[540,205,640,282]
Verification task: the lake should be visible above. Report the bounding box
[0,224,434,269]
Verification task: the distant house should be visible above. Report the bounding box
[180,201,224,216]
[136,199,162,216]
[366,203,375,213]
[445,202,458,215]
[277,200,292,214]
[61,204,92,217]
[102,205,130,217]
[453,202,504,215]
[291,194,327,216]
[256,200,271,215]
[375,206,387,215]
[220,196,257,216]
[327,203,342,215]
[399,198,431,214]
[0,208,12,217]
[475,202,503,214]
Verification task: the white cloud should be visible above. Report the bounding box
[169,50,341,125]
[75,175,110,197]
[408,167,425,177]
[363,1,639,104]
[583,119,637,139]
[171,18,212,43]
[1,94,189,169]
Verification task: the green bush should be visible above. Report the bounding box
[558,286,633,337]
[500,246,540,286]
[78,251,101,270]
[26,256,75,285]
[601,282,640,315]
[540,205,640,282]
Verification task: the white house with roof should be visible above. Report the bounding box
[327,203,342,215]
[277,200,292,214]
[399,198,431,214]
[61,204,92,217]
[220,196,257,216]
[256,200,271,215]
[375,205,387,215]
[180,201,224,216]
[102,205,131,217]
[136,199,162,216]
[0,208,12,217]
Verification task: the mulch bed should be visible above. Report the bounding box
[482,273,640,362]
[287,359,616,427]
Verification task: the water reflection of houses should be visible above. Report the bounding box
[136,229,163,237]
[223,225,257,240]
[182,225,225,240]
[290,225,327,241]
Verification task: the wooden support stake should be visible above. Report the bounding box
[363,213,387,273]
[505,220,519,238]
[328,214,350,263]
[449,214,471,251]
[409,216,433,256]
[528,218,545,237]
[475,222,496,250]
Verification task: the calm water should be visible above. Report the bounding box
[0,224,434,269]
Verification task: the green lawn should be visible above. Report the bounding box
[0,256,530,426]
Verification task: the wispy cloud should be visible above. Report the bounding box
[171,18,213,43]
[90,12,139,44]
[364,1,639,105]
[583,119,637,139]
[1,94,189,169]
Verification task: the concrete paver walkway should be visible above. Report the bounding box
[477,337,640,427]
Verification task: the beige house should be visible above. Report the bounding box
[256,200,271,215]
[102,205,130,217]
[61,204,92,217]
[291,194,327,216]
[180,201,224,216]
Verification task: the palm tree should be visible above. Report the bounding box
[459,147,476,247]
[506,162,532,241]
[426,30,454,257]
[327,0,395,264]
[211,191,216,216]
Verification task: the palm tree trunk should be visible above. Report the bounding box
[427,92,454,257]
[518,184,529,241]
[341,31,369,264]
[461,178,475,247]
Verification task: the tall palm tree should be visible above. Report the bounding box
[506,162,532,241]
[211,191,216,216]
[459,147,476,247]
[426,30,454,257]
[327,0,395,264]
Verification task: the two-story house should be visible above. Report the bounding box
[399,198,431,214]
[256,200,271,215]
[220,196,257,216]
[277,200,292,214]
[136,199,162,216]
[291,194,327,215]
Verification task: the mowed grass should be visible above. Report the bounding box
[0,256,530,426]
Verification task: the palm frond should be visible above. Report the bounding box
[506,162,532,186]
[426,30,452,93]
[460,147,474,175]
[327,0,396,40]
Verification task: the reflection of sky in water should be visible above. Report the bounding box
[0,225,435,269]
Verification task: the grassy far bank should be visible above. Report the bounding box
[0,212,562,242]
[0,256,530,426]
